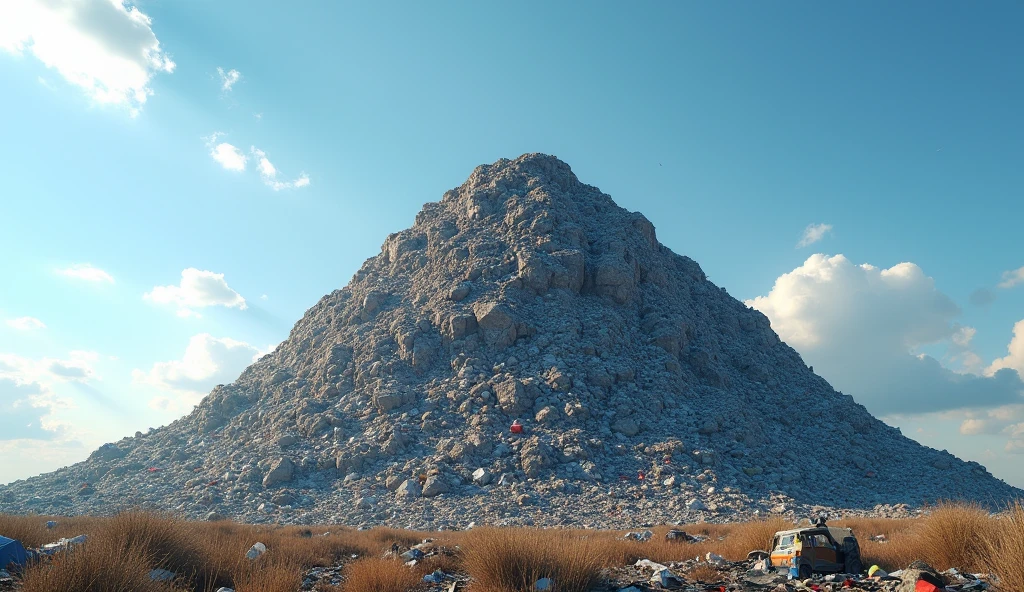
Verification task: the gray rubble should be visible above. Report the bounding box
[0,153,1019,527]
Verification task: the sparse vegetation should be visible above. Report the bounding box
[985,501,1024,592]
[2,503,1023,591]
[461,527,604,592]
[339,558,424,592]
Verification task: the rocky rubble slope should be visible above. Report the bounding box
[1,154,1019,528]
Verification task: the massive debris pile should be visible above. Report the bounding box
[1,154,1018,527]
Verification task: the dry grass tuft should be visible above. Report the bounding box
[21,535,166,592]
[341,557,423,592]
[462,528,603,592]
[912,502,995,571]
[985,502,1024,592]
[686,563,724,583]
[717,517,791,560]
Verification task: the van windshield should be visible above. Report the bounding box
[775,535,796,550]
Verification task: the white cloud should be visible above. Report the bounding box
[56,263,114,282]
[260,294,269,301]
[6,317,46,331]
[958,404,1024,436]
[144,268,247,317]
[210,142,247,172]
[133,333,260,409]
[998,266,1024,289]
[251,147,310,190]
[0,351,99,385]
[796,223,833,248]
[216,66,241,91]
[747,254,1024,414]
[0,0,175,115]
[987,320,1024,377]
[0,378,56,440]
[1007,423,1024,454]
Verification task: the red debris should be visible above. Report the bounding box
[915,581,941,592]
[147,467,162,473]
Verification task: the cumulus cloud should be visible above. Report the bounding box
[6,317,45,331]
[0,0,175,115]
[987,320,1024,377]
[251,147,310,190]
[747,254,1024,415]
[796,223,833,248]
[144,268,247,317]
[133,333,260,409]
[56,263,113,282]
[999,266,1024,289]
[216,67,241,91]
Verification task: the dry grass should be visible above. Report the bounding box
[716,517,791,560]
[461,528,603,592]
[986,502,1024,592]
[686,563,724,583]
[911,503,996,571]
[6,511,391,592]
[339,557,423,592]
[4,503,1024,591]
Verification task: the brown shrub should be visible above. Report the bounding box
[341,557,422,592]
[462,528,603,592]
[985,502,1024,592]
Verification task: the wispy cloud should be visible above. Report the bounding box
[216,67,241,91]
[6,317,45,331]
[0,0,175,116]
[796,223,833,248]
[56,263,114,283]
[998,266,1024,289]
[251,147,310,190]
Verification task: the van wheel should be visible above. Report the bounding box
[799,564,812,579]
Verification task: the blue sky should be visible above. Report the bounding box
[1,1,1022,487]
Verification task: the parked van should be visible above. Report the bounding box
[768,522,863,578]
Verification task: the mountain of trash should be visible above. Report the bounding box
[1,154,1019,528]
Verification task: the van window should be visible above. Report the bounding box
[775,535,796,549]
